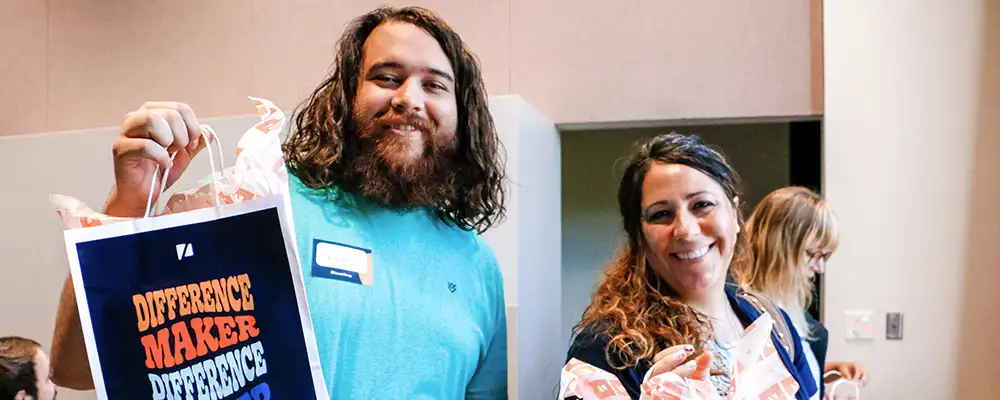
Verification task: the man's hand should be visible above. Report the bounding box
[107,102,209,217]
[51,101,210,389]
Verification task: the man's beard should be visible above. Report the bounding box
[340,110,460,209]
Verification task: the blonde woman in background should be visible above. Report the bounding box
[734,186,868,399]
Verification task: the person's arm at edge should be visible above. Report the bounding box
[50,193,146,390]
[50,273,94,389]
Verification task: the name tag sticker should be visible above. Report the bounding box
[311,239,373,285]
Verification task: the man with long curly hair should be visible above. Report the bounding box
[49,6,508,399]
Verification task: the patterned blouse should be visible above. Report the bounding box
[708,339,737,396]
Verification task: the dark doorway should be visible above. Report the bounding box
[789,119,824,322]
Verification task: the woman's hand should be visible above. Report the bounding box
[646,345,714,382]
[824,361,868,386]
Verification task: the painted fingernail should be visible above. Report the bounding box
[684,360,696,368]
[677,351,688,360]
[684,345,695,352]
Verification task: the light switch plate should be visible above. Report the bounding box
[845,310,874,340]
[886,312,904,340]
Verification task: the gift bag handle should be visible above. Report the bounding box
[143,125,224,218]
[824,371,862,400]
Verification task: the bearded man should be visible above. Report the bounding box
[50,7,508,399]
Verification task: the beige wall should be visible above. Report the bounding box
[560,123,791,341]
[953,1,1000,398]
[824,0,1000,399]
[11,1,1000,399]
[0,0,815,136]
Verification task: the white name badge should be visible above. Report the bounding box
[311,239,373,286]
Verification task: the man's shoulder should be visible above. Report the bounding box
[468,234,498,264]
[392,210,497,264]
[432,230,501,281]
[286,172,349,209]
[285,171,500,268]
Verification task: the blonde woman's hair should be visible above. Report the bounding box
[732,186,839,339]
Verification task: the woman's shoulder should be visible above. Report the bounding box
[566,325,647,399]
[567,325,614,363]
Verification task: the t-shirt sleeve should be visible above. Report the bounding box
[465,248,509,399]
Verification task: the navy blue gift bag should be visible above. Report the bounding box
[63,195,328,400]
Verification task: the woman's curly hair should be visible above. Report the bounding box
[573,133,750,369]
[283,6,505,234]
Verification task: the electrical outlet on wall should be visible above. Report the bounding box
[845,310,874,340]
[886,312,904,340]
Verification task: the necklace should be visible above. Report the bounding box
[706,306,744,343]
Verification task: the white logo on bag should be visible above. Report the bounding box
[176,243,194,260]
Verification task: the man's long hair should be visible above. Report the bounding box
[284,6,506,234]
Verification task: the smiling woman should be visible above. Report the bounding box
[564,133,819,399]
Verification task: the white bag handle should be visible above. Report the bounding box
[824,371,861,400]
[143,126,224,218]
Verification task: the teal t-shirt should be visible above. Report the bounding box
[286,173,508,399]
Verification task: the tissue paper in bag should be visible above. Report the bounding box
[560,313,800,400]
[52,96,288,227]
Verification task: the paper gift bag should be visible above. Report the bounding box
[54,98,327,400]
